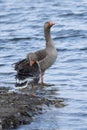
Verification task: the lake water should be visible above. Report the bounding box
[0,0,87,130]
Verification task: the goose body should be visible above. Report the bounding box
[27,21,57,83]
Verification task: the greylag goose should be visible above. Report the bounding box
[14,21,57,95]
[27,21,57,84]
[14,53,40,96]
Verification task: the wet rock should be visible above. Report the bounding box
[0,87,65,129]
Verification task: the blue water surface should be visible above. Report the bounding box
[0,0,87,130]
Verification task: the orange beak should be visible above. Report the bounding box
[30,60,35,66]
[49,22,55,26]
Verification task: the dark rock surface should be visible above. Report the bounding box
[0,87,65,130]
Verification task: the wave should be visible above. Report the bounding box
[0,36,44,43]
[57,48,87,52]
[59,11,87,17]
[54,29,87,40]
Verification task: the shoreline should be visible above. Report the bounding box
[0,87,65,129]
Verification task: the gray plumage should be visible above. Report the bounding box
[27,22,57,81]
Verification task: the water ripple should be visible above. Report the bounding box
[0,0,87,130]
[54,29,87,40]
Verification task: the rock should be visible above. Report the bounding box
[0,87,65,129]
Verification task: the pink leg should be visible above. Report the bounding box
[41,74,44,84]
[31,85,37,97]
